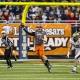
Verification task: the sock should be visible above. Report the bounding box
[6,60,9,66]
[44,60,50,68]
[9,59,12,67]
[73,66,77,71]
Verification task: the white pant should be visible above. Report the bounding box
[75,50,80,59]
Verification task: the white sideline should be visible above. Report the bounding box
[0,59,74,61]
[0,74,79,76]
[0,78,80,80]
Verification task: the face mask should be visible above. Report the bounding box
[73,37,78,42]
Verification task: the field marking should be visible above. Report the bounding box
[0,71,74,73]
[0,78,80,80]
[0,68,74,70]
[0,65,80,68]
[0,74,80,76]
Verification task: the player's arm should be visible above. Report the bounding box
[6,38,14,49]
[67,44,72,58]
[1,38,4,46]
[42,35,47,42]
[20,23,35,36]
[67,38,74,58]
[23,27,35,36]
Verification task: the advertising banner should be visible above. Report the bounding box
[0,23,71,56]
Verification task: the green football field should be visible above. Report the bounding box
[0,59,80,80]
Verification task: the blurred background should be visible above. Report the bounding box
[0,0,80,23]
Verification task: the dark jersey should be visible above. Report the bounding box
[23,27,46,46]
[1,36,13,48]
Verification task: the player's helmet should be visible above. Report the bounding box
[73,32,79,42]
[36,25,42,32]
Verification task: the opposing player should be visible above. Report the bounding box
[67,32,80,73]
[1,31,13,68]
[20,23,52,73]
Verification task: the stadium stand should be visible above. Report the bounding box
[0,0,80,24]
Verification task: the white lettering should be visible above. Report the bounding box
[55,38,62,47]
[22,51,26,57]
[14,27,19,35]
[61,38,68,47]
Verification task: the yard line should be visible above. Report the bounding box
[0,67,73,70]
[0,64,78,67]
[0,78,80,80]
[0,74,80,76]
[0,71,72,73]
[0,65,80,68]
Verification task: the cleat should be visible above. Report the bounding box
[47,65,52,73]
[7,66,13,69]
[70,70,78,73]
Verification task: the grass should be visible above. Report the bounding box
[0,59,80,80]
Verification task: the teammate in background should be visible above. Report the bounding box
[20,23,52,73]
[1,31,13,68]
[67,32,80,73]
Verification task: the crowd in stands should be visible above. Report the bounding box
[0,0,80,25]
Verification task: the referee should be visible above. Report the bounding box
[1,31,13,68]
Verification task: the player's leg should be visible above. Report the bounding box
[4,49,10,67]
[39,45,52,72]
[71,51,80,73]
[7,48,13,68]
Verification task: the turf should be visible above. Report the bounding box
[0,60,80,80]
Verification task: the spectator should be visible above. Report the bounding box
[57,17,62,23]
[50,10,58,19]
[61,9,69,20]
[42,11,47,23]
[0,10,3,20]
[67,6,72,16]
[35,12,42,20]
[79,14,80,20]
[3,11,9,20]
[75,7,80,13]
[44,6,50,17]
[7,5,14,13]
[9,12,15,21]
[28,14,38,23]
[75,12,79,20]
[53,6,62,18]
[15,14,20,20]
[47,15,54,23]
[68,13,77,25]
[38,6,43,16]
[31,6,38,13]
[14,6,22,15]
[7,15,13,23]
